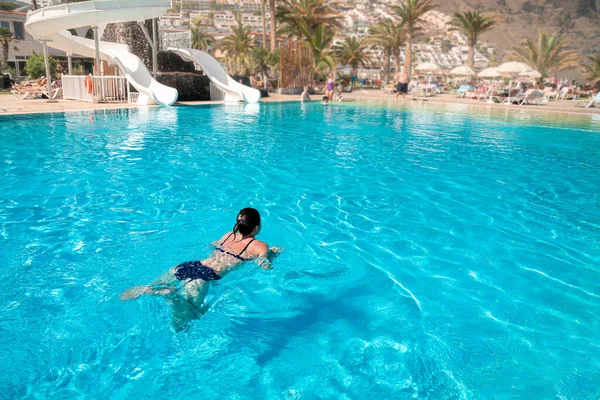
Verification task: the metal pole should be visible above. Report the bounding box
[152,18,158,78]
[42,40,57,102]
[93,26,101,76]
[67,53,73,75]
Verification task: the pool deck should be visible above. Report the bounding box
[1,89,599,116]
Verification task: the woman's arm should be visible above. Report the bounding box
[256,245,283,270]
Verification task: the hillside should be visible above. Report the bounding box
[433,0,600,62]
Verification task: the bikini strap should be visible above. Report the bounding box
[220,232,234,246]
[238,239,255,258]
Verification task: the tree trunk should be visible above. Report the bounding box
[261,0,268,49]
[467,36,475,70]
[393,47,401,77]
[262,69,268,89]
[1,43,8,71]
[385,47,391,83]
[404,31,412,78]
[269,0,276,52]
[467,45,474,70]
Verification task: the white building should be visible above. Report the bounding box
[0,9,74,76]
[159,28,191,51]
[159,13,184,28]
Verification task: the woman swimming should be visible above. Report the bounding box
[121,208,281,330]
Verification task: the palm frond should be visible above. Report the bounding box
[510,30,579,80]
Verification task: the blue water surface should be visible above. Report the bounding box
[1,101,599,399]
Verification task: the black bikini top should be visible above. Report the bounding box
[216,233,255,261]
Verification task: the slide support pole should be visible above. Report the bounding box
[152,18,158,78]
[42,40,57,102]
[93,26,102,76]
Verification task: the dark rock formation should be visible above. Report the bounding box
[156,73,211,101]
[101,21,153,67]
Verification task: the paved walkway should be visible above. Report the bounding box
[1,90,599,117]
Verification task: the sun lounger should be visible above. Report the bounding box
[516,89,544,105]
[11,79,62,100]
[452,84,472,98]
[11,87,44,99]
[559,88,580,100]
[411,85,434,98]
[574,92,600,108]
[43,86,62,100]
[503,89,524,104]
[543,91,560,101]
[382,83,396,95]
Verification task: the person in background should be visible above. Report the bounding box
[325,76,335,101]
[301,86,311,102]
[394,67,409,102]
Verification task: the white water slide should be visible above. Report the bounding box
[25,0,178,106]
[169,48,261,103]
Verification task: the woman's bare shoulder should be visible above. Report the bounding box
[219,232,234,243]
[250,240,269,258]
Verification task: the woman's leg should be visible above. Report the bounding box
[120,268,178,300]
[166,280,210,331]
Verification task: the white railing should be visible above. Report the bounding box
[62,75,93,102]
[128,91,140,104]
[62,75,130,103]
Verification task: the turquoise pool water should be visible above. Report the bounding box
[1,102,599,399]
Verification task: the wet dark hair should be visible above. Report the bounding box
[233,208,261,236]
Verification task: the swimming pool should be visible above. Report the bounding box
[1,102,599,398]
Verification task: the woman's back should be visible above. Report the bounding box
[205,231,268,275]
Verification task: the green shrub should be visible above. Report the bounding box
[0,2,18,10]
[71,65,86,75]
[2,66,16,76]
[24,52,59,79]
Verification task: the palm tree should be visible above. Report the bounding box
[0,27,14,71]
[276,0,341,40]
[368,19,404,82]
[191,23,216,52]
[251,47,271,89]
[261,0,268,48]
[220,22,254,75]
[583,55,600,88]
[448,11,496,70]
[333,37,370,76]
[510,30,579,81]
[307,24,336,78]
[391,0,435,77]
[269,0,276,51]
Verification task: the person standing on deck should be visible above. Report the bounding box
[394,67,409,102]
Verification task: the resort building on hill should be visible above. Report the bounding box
[0,10,64,76]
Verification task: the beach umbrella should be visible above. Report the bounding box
[477,67,502,78]
[497,62,533,88]
[415,62,441,73]
[414,62,441,83]
[497,61,532,74]
[519,69,542,78]
[449,65,475,76]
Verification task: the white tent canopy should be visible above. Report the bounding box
[477,67,502,78]
[519,69,542,78]
[414,62,441,73]
[449,65,475,76]
[497,61,532,74]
